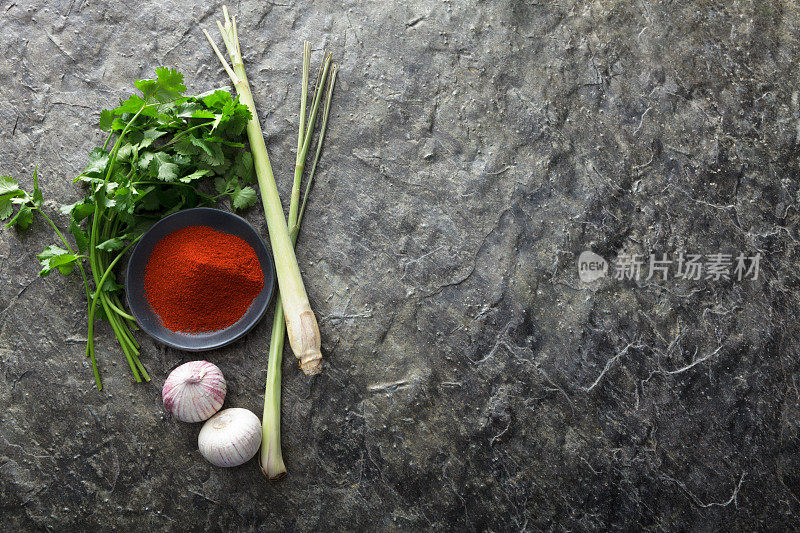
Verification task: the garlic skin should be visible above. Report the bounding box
[162,361,226,423]
[198,408,262,467]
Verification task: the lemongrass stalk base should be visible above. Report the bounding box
[260,298,288,479]
[288,309,322,375]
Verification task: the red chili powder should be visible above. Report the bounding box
[144,225,264,333]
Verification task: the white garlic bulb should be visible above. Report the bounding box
[162,361,226,423]
[198,408,262,467]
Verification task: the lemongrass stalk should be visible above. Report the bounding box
[204,6,322,374]
[260,49,338,480]
[290,51,331,225]
[298,64,337,226]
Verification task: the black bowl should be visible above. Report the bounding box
[125,207,275,351]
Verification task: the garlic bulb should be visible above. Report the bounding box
[162,361,226,423]
[198,408,262,467]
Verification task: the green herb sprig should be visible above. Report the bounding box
[3,68,258,389]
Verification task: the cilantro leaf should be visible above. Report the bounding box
[176,102,205,118]
[96,236,128,252]
[37,245,81,276]
[134,78,158,101]
[82,148,109,178]
[61,199,95,221]
[112,186,137,221]
[38,244,67,260]
[191,109,218,120]
[189,135,214,158]
[150,152,179,182]
[0,175,24,220]
[138,151,155,170]
[202,90,233,111]
[116,143,137,162]
[0,175,20,195]
[0,196,13,219]
[99,109,114,132]
[199,141,226,167]
[179,169,210,184]
[230,151,254,183]
[31,167,43,207]
[173,139,200,156]
[214,177,228,194]
[139,128,167,149]
[68,219,90,253]
[114,94,148,115]
[6,205,33,229]
[102,276,123,292]
[231,186,257,210]
[154,67,186,101]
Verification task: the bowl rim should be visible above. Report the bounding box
[125,206,275,351]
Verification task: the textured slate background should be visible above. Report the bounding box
[2,0,800,530]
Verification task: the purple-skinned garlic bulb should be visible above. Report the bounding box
[162,361,226,423]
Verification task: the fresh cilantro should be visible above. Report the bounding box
[6,205,33,229]
[4,68,258,389]
[0,175,22,219]
[99,109,114,132]
[31,168,43,207]
[96,236,129,252]
[150,152,180,181]
[37,245,82,276]
[231,186,258,210]
[82,148,110,178]
[68,218,89,253]
[189,135,214,158]
[139,128,167,149]
[230,151,254,183]
[179,169,211,183]
[2,168,43,229]
[115,94,151,115]
[154,67,186,100]
[0,175,20,195]
[0,195,13,219]
[61,199,95,220]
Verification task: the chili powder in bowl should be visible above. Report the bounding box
[126,207,275,351]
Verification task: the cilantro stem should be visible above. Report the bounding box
[102,131,113,152]
[87,237,141,341]
[86,106,146,388]
[103,297,141,381]
[104,298,136,321]
[163,121,213,147]
[86,207,143,387]
[133,352,149,381]
[33,205,102,387]
[135,180,213,189]
[33,207,92,307]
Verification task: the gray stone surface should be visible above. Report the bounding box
[2,0,800,530]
